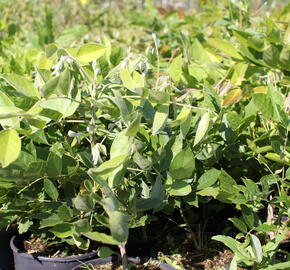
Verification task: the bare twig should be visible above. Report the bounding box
[180,207,200,250]
[118,244,128,270]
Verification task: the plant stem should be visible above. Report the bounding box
[180,207,200,250]
[118,244,128,270]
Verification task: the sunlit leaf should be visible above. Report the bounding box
[222,88,242,107]
[152,104,169,135]
[194,112,210,146]
[76,43,107,63]
[0,129,21,168]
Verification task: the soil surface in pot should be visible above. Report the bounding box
[80,261,163,270]
[20,235,98,257]
[155,233,247,270]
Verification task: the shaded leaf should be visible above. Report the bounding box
[229,218,247,233]
[169,148,195,180]
[74,195,94,212]
[44,179,59,201]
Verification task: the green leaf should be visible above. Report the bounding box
[197,187,219,198]
[0,129,21,168]
[190,39,220,64]
[74,219,92,234]
[255,223,277,233]
[188,64,207,81]
[120,69,144,92]
[167,55,183,82]
[46,152,62,177]
[98,247,117,258]
[110,131,132,158]
[63,88,81,117]
[263,45,279,68]
[170,107,191,127]
[93,155,128,177]
[125,114,141,137]
[112,90,130,122]
[108,211,128,243]
[133,152,151,170]
[58,68,71,95]
[1,73,40,98]
[74,195,94,212]
[264,153,290,166]
[263,230,287,254]
[180,110,192,138]
[168,179,192,196]
[169,148,195,180]
[108,165,126,188]
[39,98,70,118]
[43,179,59,201]
[102,196,120,213]
[0,92,19,128]
[206,38,243,60]
[29,130,49,144]
[50,223,75,238]
[241,205,257,229]
[229,257,237,270]
[46,43,58,58]
[261,261,290,270]
[197,168,220,190]
[212,235,250,260]
[229,218,247,233]
[239,46,268,67]
[58,204,73,221]
[83,231,121,245]
[76,43,107,63]
[194,112,210,146]
[0,91,15,107]
[226,111,243,130]
[285,167,290,180]
[18,219,33,234]
[231,63,248,86]
[40,214,62,228]
[152,104,169,135]
[137,177,164,210]
[216,170,238,203]
[250,234,263,263]
[72,235,90,250]
[149,90,170,104]
[40,76,59,98]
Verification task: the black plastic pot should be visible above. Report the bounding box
[0,230,15,270]
[10,236,98,270]
[72,256,176,270]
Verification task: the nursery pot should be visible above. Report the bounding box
[0,230,15,270]
[10,236,98,270]
[72,256,176,270]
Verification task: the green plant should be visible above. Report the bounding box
[0,2,289,270]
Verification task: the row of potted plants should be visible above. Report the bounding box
[0,0,289,269]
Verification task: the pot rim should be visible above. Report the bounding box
[10,235,98,263]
